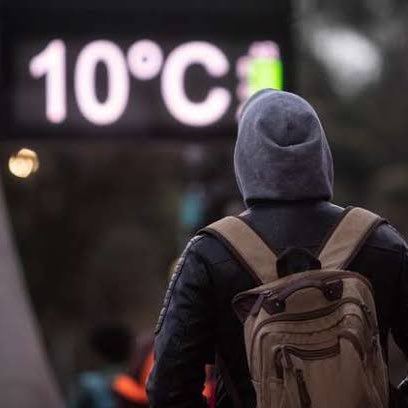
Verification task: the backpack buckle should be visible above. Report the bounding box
[266,298,287,314]
[322,280,343,301]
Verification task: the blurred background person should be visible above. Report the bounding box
[111,262,216,408]
[69,324,133,408]
[112,332,153,408]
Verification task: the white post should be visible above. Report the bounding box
[0,179,64,408]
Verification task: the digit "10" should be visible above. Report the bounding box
[30,39,232,127]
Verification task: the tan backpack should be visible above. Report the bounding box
[203,207,389,408]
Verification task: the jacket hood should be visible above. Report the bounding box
[234,89,334,206]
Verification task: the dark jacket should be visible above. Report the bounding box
[148,90,408,408]
[147,201,408,408]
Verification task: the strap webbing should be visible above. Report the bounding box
[319,207,383,270]
[202,216,278,285]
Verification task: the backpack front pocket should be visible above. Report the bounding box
[270,336,385,408]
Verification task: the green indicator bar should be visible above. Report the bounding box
[248,58,284,93]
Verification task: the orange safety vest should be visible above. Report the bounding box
[112,351,153,405]
[203,365,216,408]
[113,351,216,406]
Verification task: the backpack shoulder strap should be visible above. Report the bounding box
[318,207,384,270]
[200,216,278,285]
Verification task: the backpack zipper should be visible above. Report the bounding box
[277,345,339,408]
[274,332,366,407]
[296,369,312,408]
[250,297,375,372]
[276,344,341,377]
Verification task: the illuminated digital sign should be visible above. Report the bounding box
[28,39,283,127]
[1,10,293,139]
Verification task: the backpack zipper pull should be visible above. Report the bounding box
[250,294,265,316]
[281,347,293,370]
[296,369,312,408]
[360,303,378,334]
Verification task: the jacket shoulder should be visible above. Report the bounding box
[190,230,235,265]
[365,220,408,253]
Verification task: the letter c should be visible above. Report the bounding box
[161,42,231,127]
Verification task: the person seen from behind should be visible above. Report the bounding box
[113,332,153,408]
[147,89,408,408]
[69,324,133,408]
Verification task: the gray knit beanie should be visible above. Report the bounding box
[234,89,334,206]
